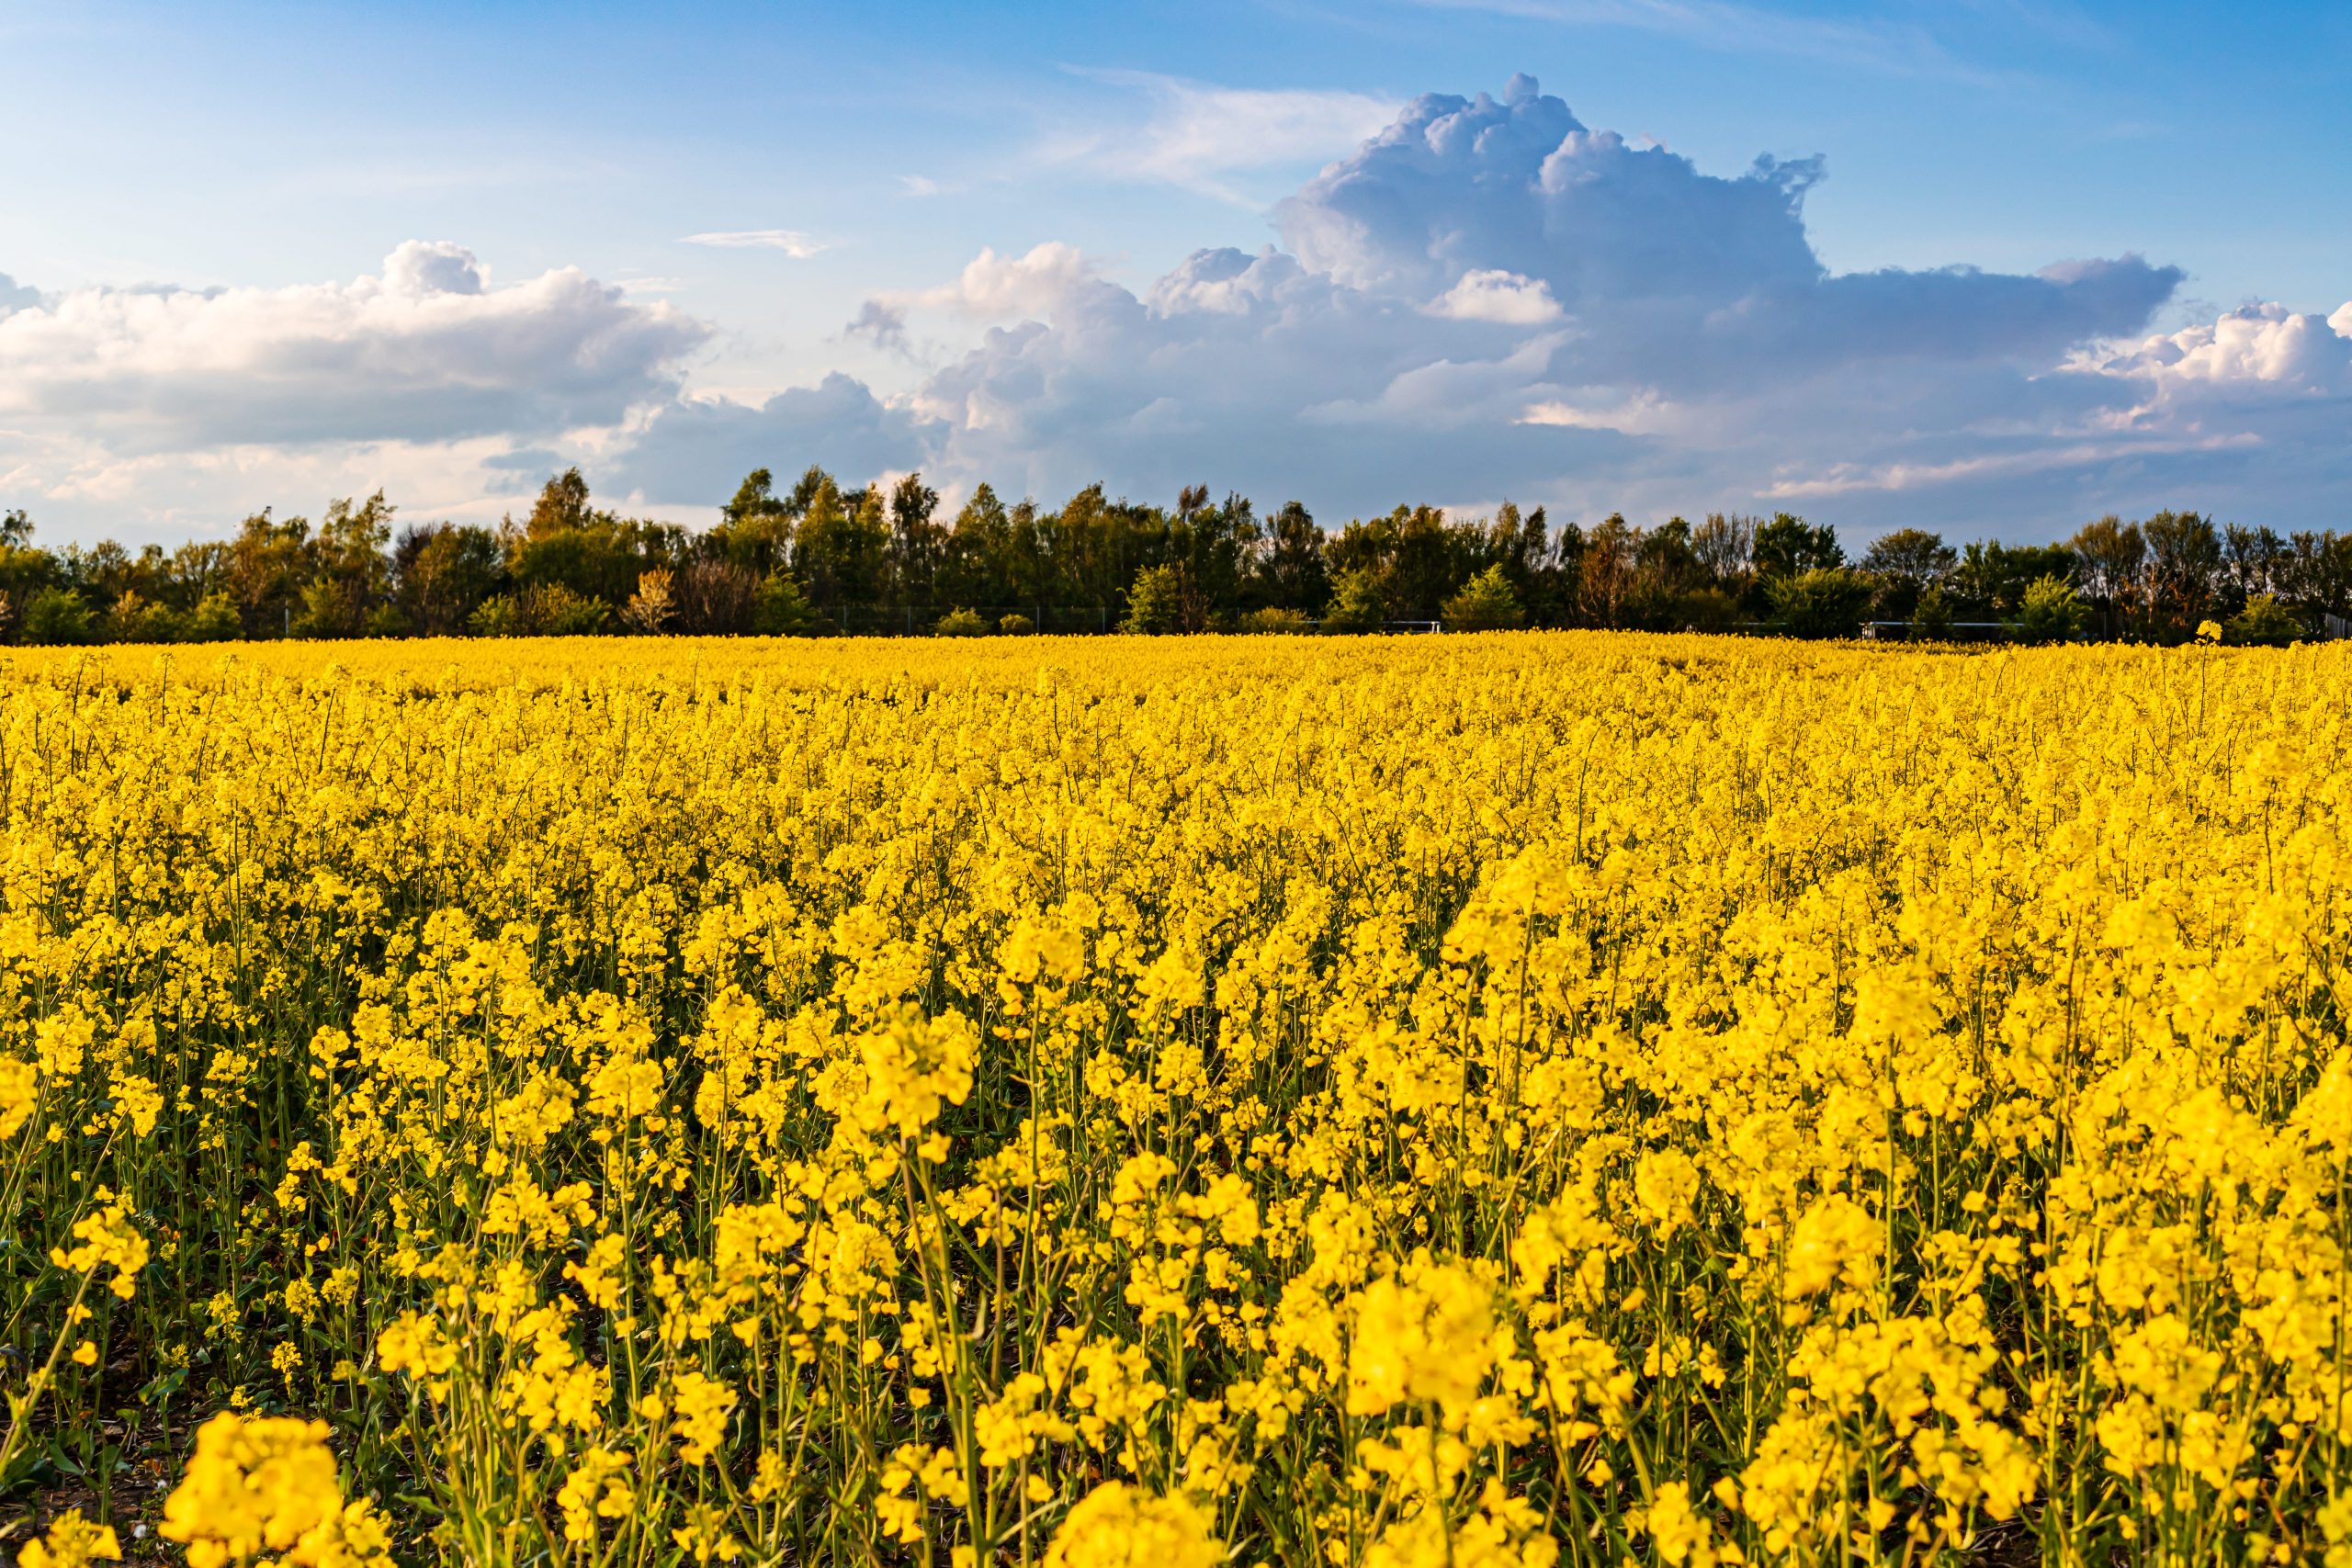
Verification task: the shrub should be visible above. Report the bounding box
[995,613,1035,636]
[933,607,989,637]
[1120,566,1182,635]
[1765,567,1873,639]
[291,579,365,640]
[468,594,524,638]
[20,586,94,646]
[363,604,412,639]
[1441,566,1526,632]
[181,593,244,643]
[752,574,823,637]
[2227,593,2304,646]
[623,570,676,636]
[1240,606,1311,635]
[104,592,183,644]
[1675,588,1742,634]
[1911,583,1953,641]
[1319,568,1385,635]
[2009,574,2087,644]
[534,583,611,637]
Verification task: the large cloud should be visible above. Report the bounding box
[608,373,929,502]
[0,243,707,452]
[622,75,2333,536]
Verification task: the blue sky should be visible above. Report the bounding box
[2,0,2346,543]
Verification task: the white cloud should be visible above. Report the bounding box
[911,243,1100,320]
[0,243,708,536]
[382,239,486,297]
[678,230,826,257]
[1519,391,1678,434]
[1432,269,1563,323]
[1761,434,2265,500]
[0,243,707,453]
[2092,301,2352,400]
[680,76,2216,533]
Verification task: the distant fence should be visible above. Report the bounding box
[787,607,2352,641]
[1860,621,2017,643]
[822,605,1114,636]
[808,606,1453,636]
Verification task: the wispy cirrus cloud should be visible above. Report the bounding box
[677,230,826,256]
[1036,69,1398,202]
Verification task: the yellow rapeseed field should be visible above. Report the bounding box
[5,633,2350,1568]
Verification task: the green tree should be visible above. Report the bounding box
[104,592,182,643]
[20,585,94,645]
[2142,509,2223,637]
[526,467,597,538]
[226,508,314,636]
[752,573,823,636]
[1255,501,1329,613]
[1320,568,1385,634]
[298,490,395,637]
[1442,565,1525,631]
[2067,515,2144,637]
[1765,567,1872,639]
[1752,513,1843,580]
[1911,583,1954,640]
[395,524,506,636]
[1120,564,1181,634]
[792,474,888,609]
[2009,574,2087,643]
[1860,527,1955,620]
[2226,593,2304,646]
[181,593,243,642]
[888,472,944,607]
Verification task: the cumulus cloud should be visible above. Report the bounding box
[639,74,2275,533]
[0,243,708,453]
[678,230,826,257]
[0,273,42,314]
[1431,270,1564,323]
[607,373,928,506]
[912,243,1100,320]
[2093,302,2352,400]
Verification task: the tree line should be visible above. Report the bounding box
[2,466,2346,646]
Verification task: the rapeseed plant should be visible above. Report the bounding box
[0,633,2344,1566]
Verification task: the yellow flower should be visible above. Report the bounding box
[19,1509,122,1568]
[1347,1260,1497,1421]
[1633,1148,1702,1234]
[0,1056,39,1140]
[159,1411,382,1567]
[1044,1481,1224,1568]
[669,1371,738,1465]
[49,1204,149,1301]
